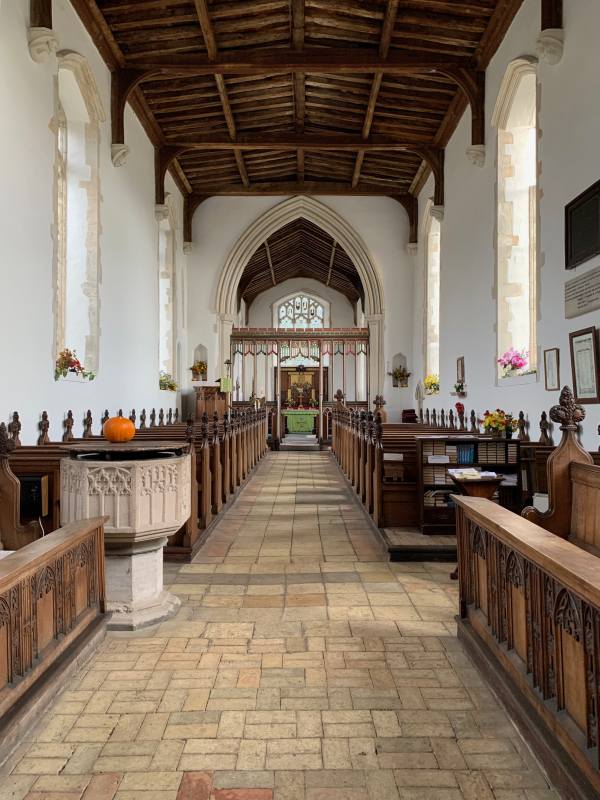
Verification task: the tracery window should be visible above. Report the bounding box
[54,54,104,377]
[425,214,441,378]
[494,59,538,378]
[276,293,325,329]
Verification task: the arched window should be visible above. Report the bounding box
[493,58,538,379]
[158,197,177,380]
[54,53,104,378]
[274,293,328,329]
[425,213,441,378]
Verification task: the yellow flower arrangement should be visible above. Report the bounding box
[480,409,518,432]
[423,374,439,395]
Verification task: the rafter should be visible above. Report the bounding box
[326,241,337,287]
[193,0,249,188]
[123,51,472,75]
[186,184,416,197]
[264,240,277,286]
[353,0,400,188]
[292,0,306,188]
[160,134,441,152]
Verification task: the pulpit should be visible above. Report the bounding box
[195,384,227,418]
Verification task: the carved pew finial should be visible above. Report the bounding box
[539,411,552,446]
[62,410,74,442]
[8,412,21,447]
[83,410,93,438]
[551,386,585,430]
[38,411,50,445]
[0,422,15,458]
[517,411,529,441]
[522,386,593,536]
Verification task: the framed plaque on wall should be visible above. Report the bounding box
[569,327,600,403]
[565,178,600,269]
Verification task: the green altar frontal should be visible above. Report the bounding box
[282,409,318,433]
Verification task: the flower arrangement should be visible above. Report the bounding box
[159,371,178,391]
[55,348,95,381]
[498,347,530,377]
[455,401,465,417]
[190,360,207,380]
[480,408,518,435]
[453,380,466,396]
[388,367,411,387]
[423,374,439,395]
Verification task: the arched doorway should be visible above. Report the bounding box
[215,196,385,396]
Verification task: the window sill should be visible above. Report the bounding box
[56,373,95,384]
[496,371,538,388]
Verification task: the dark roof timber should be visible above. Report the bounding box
[68,0,531,243]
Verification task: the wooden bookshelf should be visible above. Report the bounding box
[416,435,522,534]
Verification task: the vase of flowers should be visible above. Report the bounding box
[55,348,95,381]
[388,367,411,387]
[498,348,530,378]
[190,360,207,381]
[159,371,178,391]
[424,374,439,395]
[453,380,466,397]
[480,408,518,438]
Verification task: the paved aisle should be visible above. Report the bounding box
[2,453,558,800]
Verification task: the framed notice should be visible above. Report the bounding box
[565,179,600,269]
[543,348,560,391]
[569,327,600,403]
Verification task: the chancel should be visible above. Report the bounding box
[3,1,600,798]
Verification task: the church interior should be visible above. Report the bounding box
[2,1,600,798]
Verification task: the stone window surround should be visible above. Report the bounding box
[157,193,178,379]
[52,51,105,377]
[492,56,540,384]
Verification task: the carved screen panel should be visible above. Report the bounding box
[0,625,7,690]
[561,630,587,733]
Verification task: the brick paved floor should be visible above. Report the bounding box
[1,453,559,800]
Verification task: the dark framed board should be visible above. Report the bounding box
[565,178,600,269]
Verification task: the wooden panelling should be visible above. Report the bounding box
[456,497,600,798]
[0,518,106,722]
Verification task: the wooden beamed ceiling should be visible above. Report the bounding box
[238,217,362,308]
[71,0,527,241]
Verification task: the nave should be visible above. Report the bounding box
[1,452,558,800]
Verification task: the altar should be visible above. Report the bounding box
[282,409,318,433]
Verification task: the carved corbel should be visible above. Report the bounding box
[183,242,194,255]
[537,0,564,65]
[430,203,444,222]
[111,68,153,166]
[155,145,186,205]
[421,147,444,207]
[184,193,209,245]
[393,193,418,249]
[441,68,485,165]
[28,1,57,63]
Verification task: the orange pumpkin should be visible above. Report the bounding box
[103,416,135,443]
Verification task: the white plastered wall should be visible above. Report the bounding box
[412,0,600,449]
[0,0,187,443]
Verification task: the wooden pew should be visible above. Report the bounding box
[5,406,268,563]
[0,423,43,549]
[455,386,600,800]
[0,516,107,760]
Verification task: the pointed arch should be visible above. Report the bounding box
[216,196,385,394]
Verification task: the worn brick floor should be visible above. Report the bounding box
[1,452,560,800]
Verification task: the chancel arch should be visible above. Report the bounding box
[216,195,384,396]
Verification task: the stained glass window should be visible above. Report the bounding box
[276,294,325,329]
